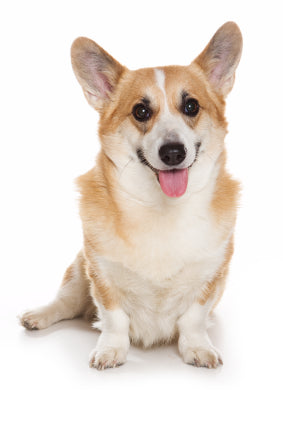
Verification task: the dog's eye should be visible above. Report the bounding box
[183,98,199,117]
[132,103,152,122]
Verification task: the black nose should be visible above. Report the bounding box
[159,142,186,166]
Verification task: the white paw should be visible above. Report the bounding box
[181,345,222,368]
[18,307,52,330]
[89,346,127,370]
[89,333,129,370]
[179,334,222,368]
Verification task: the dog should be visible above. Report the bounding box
[19,22,242,370]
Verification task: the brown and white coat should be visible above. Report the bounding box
[20,22,242,370]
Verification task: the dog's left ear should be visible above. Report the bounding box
[71,37,125,111]
[194,22,243,97]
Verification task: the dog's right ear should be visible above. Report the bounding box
[71,37,125,111]
[194,22,243,97]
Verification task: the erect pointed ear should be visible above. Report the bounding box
[71,37,125,110]
[194,22,243,97]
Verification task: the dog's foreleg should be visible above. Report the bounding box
[177,300,222,369]
[19,250,94,330]
[86,264,130,370]
[88,305,130,370]
[178,241,233,368]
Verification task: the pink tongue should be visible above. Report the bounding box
[158,168,188,197]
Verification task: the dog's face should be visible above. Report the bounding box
[71,22,242,200]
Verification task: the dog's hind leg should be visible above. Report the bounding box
[19,250,96,330]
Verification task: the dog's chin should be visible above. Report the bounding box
[136,149,192,198]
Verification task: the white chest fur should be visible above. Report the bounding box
[94,177,229,346]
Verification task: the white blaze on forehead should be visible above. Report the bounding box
[154,68,169,112]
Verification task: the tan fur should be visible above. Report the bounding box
[99,68,160,136]
[62,250,87,287]
[98,64,227,138]
[198,236,234,307]
[77,153,129,247]
[83,235,119,310]
[87,265,119,311]
[164,64,227,125]
[62,264,75,286]
[211,152,240,224]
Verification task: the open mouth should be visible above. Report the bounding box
[136,148,199,198]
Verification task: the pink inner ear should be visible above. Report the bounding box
[210,62,225,85]
[208,39,234,86]
[87,65,113,99]
[82,51,114,99]
[95,72,113,98]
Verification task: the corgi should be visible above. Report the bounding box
[19,22,242,370]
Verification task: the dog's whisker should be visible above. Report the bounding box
[118,157,134,181]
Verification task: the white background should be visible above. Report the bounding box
[1,0,283,423]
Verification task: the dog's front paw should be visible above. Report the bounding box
[181,346,222,368]
[179,335,222,369]
[89,333,129,370]
[89,346,128,370]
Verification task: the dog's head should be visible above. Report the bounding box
[71,22,242,200]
